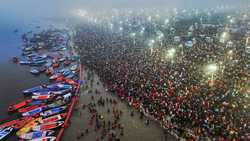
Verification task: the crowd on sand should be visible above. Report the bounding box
[74,15,250,141]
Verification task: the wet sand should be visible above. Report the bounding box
[62,66,176,141]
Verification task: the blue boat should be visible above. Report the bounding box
[19,60,31,65]
[22,107,45,116]
[30,68,40,75]
[19,130,54,140]
[65,73,75,79]
[0,127,13,140]
[30,60,46,66]
[27,53,38,57]
[23,83,72,94]
[46,83,72,91]
[44,61,52,67]
[29,100,44,106]
[32,55,47,62]
[23,86,48,95]
[32,89,71,96]
[40,106,67,117]
[63,70,72,77]
[59,57,66,62]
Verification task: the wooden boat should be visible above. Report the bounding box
[39,113,67,124]
[32,95,54,100]
[32,121,64,131]
[64,60,71,65]
[30,136,56,141]
[0,117,32,129]
[19,130,54,140]
[55,76,65,82]
[0,127,13,140]
[32,89,71,96]
[30,68,40,75]
[16,118,41,137]
[22,107,45,117]
[23,83,72,95]
[19,60,31,65]
[22,86,48,95]
[13,117,33,130]
[40,106,67,117]
[63,79,78,86]
[28,101,44,106]
[18,105,43,113]
[46,100,66,109]
[49,74,62,80]
[8,99,32,112]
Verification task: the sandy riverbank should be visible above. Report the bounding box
[62,66,176,141]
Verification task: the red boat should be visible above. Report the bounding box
[0,117,32,129]
[55,76,65,82]
[32,121,64,131]
[8,99,32,112]
[32,95,54,100]
[13,117,33,129]
[18,104,43,113]
[63,78,78,86]
[64,60,71,65]
[40,113,67,123]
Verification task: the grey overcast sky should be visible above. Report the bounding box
[0,0,248,20]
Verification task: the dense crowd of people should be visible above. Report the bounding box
[75,11,250,140]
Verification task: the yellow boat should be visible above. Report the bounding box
[16,117,41,137]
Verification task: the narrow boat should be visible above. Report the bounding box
[55,75,65,82]
[23,83,72,94]
[59,58,65,62]
[64,60,71,65]
[32,95,54,100]
[8,99,32,112]
[0,127,13,140]
[49,73,62,80]
[19,60,31,65]
[46,100,66,109]
[18,104,43,113]
[65,73,75,79]
[16,118,41,137]
[19,130,54,140]
[28,101,44,106]
[30,60,46,66]
[40,106,67,117]
[44,62,52,68]
[63,70,71,77]
[32,121,64,131]
[23,47,33,52]
[22,85,48,95]
[32,89,71,96]
[0,117,32,129]
[30,136,56,141]
[46,83,72,91]
[63,79,78,86]
[22,107,46,117]
[30,68,40,75]
[39,113,67,124]
[13,117,33,130]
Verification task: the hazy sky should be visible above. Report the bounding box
[0,0,248,20]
